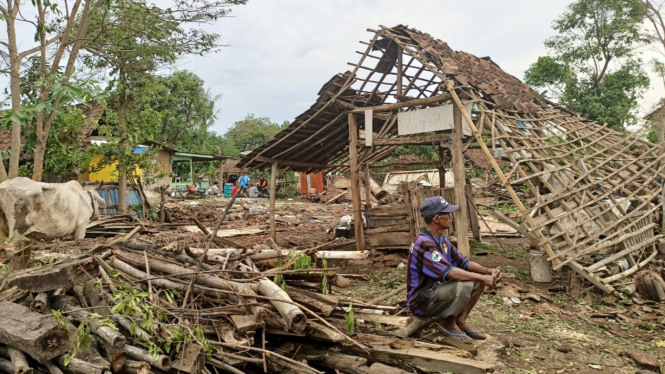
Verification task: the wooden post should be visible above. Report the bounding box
[269,163,277,242]
[437,146,446,188]
[218,159,224,184]
[452,105,471,257]
[348,113,366,251]
[363,163,372,211]
[465,177,481,242]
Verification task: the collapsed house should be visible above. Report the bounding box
[241,25,665,293]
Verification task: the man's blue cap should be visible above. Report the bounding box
[419,196,459,217]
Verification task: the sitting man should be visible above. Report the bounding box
[258,176,268,195]
[407,196,501,343]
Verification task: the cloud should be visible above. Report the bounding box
[181,0,575,134]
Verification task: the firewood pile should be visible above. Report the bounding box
[164,203,245,225]
[0,234,493,374]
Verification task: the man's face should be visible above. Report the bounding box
[435,213,453,229]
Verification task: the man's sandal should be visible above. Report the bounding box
[435,326,473,344]
[464,329,487,340]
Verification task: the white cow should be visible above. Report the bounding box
[0,177,106,244]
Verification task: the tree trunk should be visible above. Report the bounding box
[117,88,128,215]
[7,11,21,179]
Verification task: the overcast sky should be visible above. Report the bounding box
[5,0,665,134]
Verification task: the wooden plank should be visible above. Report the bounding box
[0,262,75,293]
[0,301,71,363]
[230,315,261,333]
[253,156,338,170]
[349,113,366,251]
[270,163,277,242]
[452,105,471,257]
[352,94,452,113]
[369,232,411,247]
[486,210,537,241]
[365,110,373,147]
[465,178,481,241]
[356,334,492,374]
[365,224,409,234]
[364,164,372,212]
[373,133,451,146]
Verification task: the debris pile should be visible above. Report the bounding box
[0,228,493,374]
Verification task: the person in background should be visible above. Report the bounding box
[238,172,250,195]
[210,181,220,196]
[258,176,268,195]
[407,196,501,343]
[231,182,240,197]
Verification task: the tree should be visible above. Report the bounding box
[148,71,220,152]
[643,1,665,148]
[0,0,108,182]
[81,0,244,213]
[524,0,650,131]
[224,114,283,154]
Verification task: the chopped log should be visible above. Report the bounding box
[306,321,346,343]
[56,356,109,374]
[0,301,70,363]
[258,279,307,333]
[282,273,350,289]
[49,296,125,349]
[113,250,257,295]
[289,292,335,316]
[120,361,150,374]
[97,341,126,373]
[0,263,75,293]
[76,338,110,369]
[30,293,49,313]
[117,241,216,272]
[8,347,32,374]
[394,316,432,338]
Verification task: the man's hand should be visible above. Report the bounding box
[479,275,495,289]
[490,268,502,282]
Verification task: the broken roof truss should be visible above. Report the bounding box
[241,25,665,293]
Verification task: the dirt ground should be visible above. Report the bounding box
[337,238,665,374]
[173,197,665,373]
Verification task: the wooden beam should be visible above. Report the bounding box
[452,104,471,257]
[396,46,403,96]
[363,163,372,211]
[254,156,332,170]
[465,178,481,242]
[373,133,452,146]
[437,146,446,188]
[370,161,444,169]
[348,113,366,251]
[269,163,277,242]
[352,94,452,113]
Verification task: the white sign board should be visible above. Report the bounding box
[397,103,473,136]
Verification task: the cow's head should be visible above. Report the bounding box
[87,191,106,220]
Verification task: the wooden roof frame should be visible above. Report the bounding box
[239,24,665,293]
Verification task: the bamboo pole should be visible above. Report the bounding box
[348,113,366,251]
[443,81,560,264]
[269,163,277,242]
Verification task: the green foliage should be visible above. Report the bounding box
[224,114,283,153]
[524,0,649,131]
[346,303,355,334]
